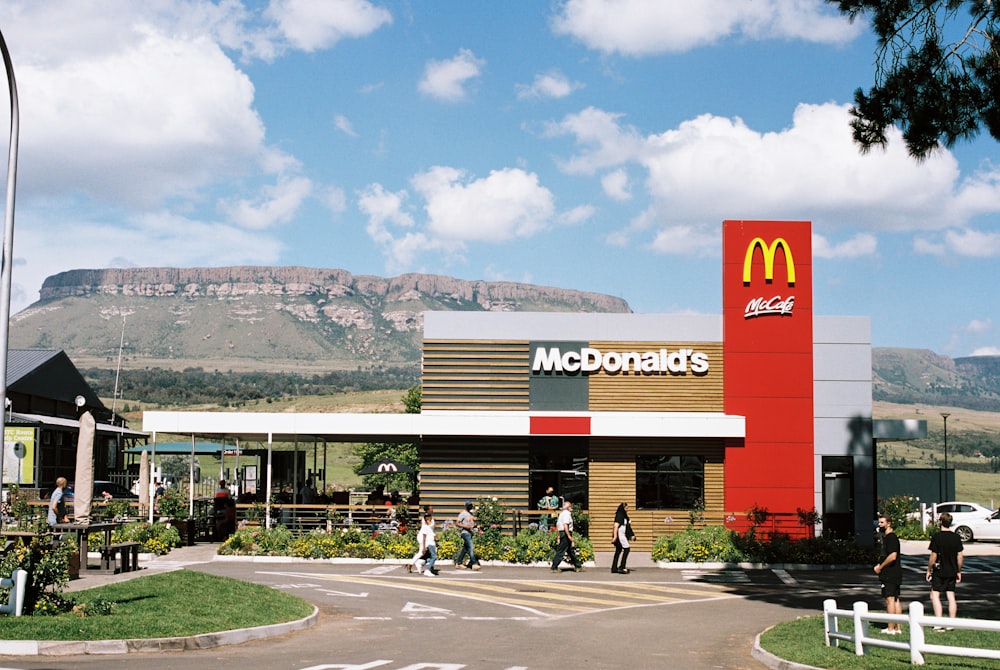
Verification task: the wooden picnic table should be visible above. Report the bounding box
[52,522,118,574]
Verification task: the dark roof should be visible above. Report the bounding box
[6,349,106,411]
[6,349,63,384]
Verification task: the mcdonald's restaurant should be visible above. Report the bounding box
[146,220,875,550]
[416,219,873,550]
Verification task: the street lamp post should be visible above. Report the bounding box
[0,28,20,499]
[941,412,951,501]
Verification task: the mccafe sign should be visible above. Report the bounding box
[742,236,795,319]
[532,346,709,375]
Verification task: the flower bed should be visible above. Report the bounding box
[217,524,594,564]
[86,520,182,555]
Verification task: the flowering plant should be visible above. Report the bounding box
[157,486,189,519]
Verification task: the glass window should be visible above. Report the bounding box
[529,439,588,509]
[635,455,704,510]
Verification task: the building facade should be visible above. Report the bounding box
[417,220,873,548]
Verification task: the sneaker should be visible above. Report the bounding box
[573,567,585,572]
[932,626,946,632]
[454,564,468,570]
[945,627,955,631]
[471,564,481,571]
[423,570,435,577]
[430,568,440,575]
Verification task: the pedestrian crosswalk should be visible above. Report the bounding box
[262,570,739,618]
[901,554,995,574]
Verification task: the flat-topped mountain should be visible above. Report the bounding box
[12,267,632,373]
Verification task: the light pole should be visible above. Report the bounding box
[0,28,20,499]
[941,412,951,501]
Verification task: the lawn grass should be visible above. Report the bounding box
[0,570,314,641]
[760,615,1000,669]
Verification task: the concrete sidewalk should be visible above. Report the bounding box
[64,541,221,592]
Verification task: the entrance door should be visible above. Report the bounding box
[823,456,854,539]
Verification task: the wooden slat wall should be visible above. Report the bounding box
[589,438,726,552]
[422,340,530,411]
[588,342,724,412]
[419,437,529,521]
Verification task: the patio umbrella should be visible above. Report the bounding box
[358,457,414,475]
[138,448,150,513]
[73,410,96,524]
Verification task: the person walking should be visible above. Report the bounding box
[454,501,482,570]
[926,511,964,630]
[410,507,438,576]
[537,486,559,531]
[874,513,902,634]
[611,502,634,574]
[550,500,583,573]
[47,477,69,527]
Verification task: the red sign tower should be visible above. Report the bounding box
[722,220,814,532]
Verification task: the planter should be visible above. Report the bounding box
[172,519,197,546]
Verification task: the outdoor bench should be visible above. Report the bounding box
[98,541,141,574]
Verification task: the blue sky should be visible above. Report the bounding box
[1,1,999,357]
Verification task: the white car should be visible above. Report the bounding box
[958,509,1000,543]
[927,501,993,524]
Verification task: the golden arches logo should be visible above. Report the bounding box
[742,237,795,285]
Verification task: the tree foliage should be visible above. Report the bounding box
[354,386,421,494]
[829,0,1000,158]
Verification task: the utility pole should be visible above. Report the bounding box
[941,412,951,501]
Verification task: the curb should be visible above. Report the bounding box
[752,627,824,670]
[0,606,318,656]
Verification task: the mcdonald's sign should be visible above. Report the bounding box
[742,237,795,285]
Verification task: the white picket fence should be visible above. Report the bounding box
[824,599,1000,665]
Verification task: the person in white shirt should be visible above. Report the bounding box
[409,507,438,576]
[550,500,583,573]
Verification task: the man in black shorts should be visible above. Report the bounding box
[874,514,902,634]
[926,511,964,630]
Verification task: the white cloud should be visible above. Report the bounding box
[601,169,631,201]
[412,166,555,241]
[559,205,596,225]
[970,347,1000,356]
[219,176,313,229]
[812,232,878,259]
[649,224,718,256]
[266,0,392,52]
[551,0,859,56]
[418,49,485,102]
[547,102,995,240]
[359,166,558,271]
[943,228,1000,257]
[358,184,435,271]
[16,26,265,207]
[965,318,993,334]
[516,70,582,100]
[334,114,360,137]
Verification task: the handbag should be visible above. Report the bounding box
[625,521,636,541]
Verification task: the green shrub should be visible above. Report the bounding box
[652,525,748,562]
[652,525,878,564]
[106,521,181,555]
[0,536,76,615]
[877,495,919,529]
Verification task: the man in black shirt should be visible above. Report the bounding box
[874,514,903,634]
[926,511,965,630]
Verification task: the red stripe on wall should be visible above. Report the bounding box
[530,416,591,435]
